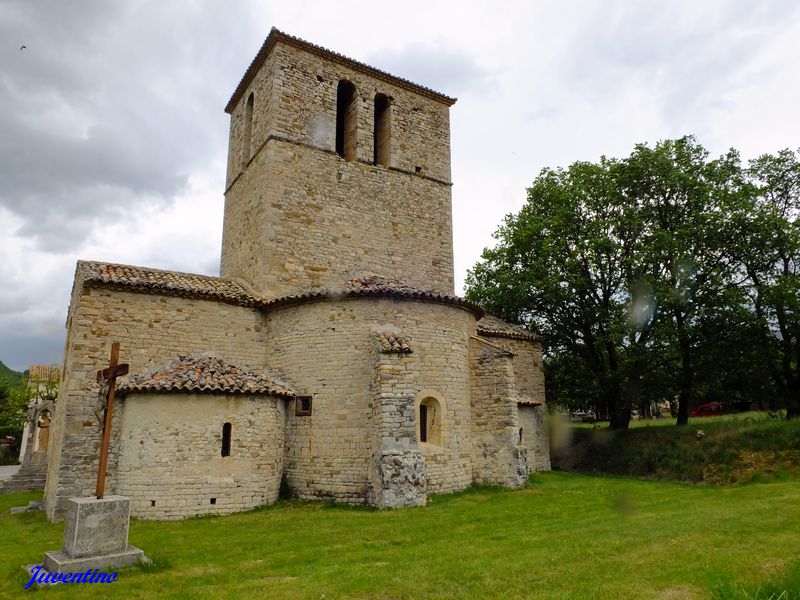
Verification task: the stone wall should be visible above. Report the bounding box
[370,347,426,508]
[501,338,550,471]
[220,39,455,298]
[518,405,551,472]
[225,49,278,189]
[45,282,267,520]
[226,40,452,185]
[469,337,528,487]
[264,297,475,503]
[116,392,284,519]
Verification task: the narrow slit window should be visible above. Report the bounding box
[373,93,390,167]
[221,422,232,457]
[336,80,357,160]
[418,397,442,445]
[241,92,254,168]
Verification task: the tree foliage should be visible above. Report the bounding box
[465,137,800,427]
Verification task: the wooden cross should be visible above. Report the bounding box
[95,342,129,499]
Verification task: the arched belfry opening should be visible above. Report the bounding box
[241,92,254,168]
[373,93,391,167]
[336,80,357,160]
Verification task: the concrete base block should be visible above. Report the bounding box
[43,546,146,572]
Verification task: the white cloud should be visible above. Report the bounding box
[1,0,799,369]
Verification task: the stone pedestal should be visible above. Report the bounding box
[43,496,146,572]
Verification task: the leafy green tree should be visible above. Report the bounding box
[466,158,656,428]
[466,136,753,428]
[619,138,749,425]
[738,149,800,418]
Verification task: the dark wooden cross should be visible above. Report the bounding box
[95,342,129,499]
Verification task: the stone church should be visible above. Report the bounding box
[44,28,549,521]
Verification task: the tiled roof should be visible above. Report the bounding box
[117,356,296,398]
[225,27,457,114]
[77,261,484,317]
[264,276,485,317]
[517,397,543,406]
[77,261,262,307]
[477,315,539,341]
[375,331,413,354]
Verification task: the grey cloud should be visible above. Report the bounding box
[563,1,800,128]
[0,0,256,252]
[366,42,494,98]
[0,325,65,372]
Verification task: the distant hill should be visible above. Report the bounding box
[0,360,23,389]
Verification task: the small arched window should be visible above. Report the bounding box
[221,422,232,457]
[336,80,357,161]
[418,397,442,445]
[241,92,254,168]
[373,93,391,167]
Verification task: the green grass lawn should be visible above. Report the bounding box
[2,472,799,599]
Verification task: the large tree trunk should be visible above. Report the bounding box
[675,311,693,427]
[607,381,630,430]
[787,379,800,420]
[606,343,630,430]
[609,410,631,430]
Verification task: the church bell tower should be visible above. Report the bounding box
[220,28,457,299]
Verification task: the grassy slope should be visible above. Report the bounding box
[553,412,800,484]
[0,360,22,389]
[2,473,799,599]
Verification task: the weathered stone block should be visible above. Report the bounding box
[62,496,131,558]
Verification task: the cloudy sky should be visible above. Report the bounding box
[1,0,799,371]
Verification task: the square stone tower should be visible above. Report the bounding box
[220,28,457,298]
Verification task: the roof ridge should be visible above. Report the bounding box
[118,355,296,398]
[476,314,539,341]
[225,27,457,114]
[78,260,239,284]
[76,262,484,317]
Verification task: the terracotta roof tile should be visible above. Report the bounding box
[375,331,413,354]
[78,261,262,307]
[226,28,456,114]
[517,397,543,406]
[263,277,484,317]
[477,315,539,341]
[117,356,296,398]
[77,261,484,317]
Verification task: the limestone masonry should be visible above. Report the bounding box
[44,28,550,520]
